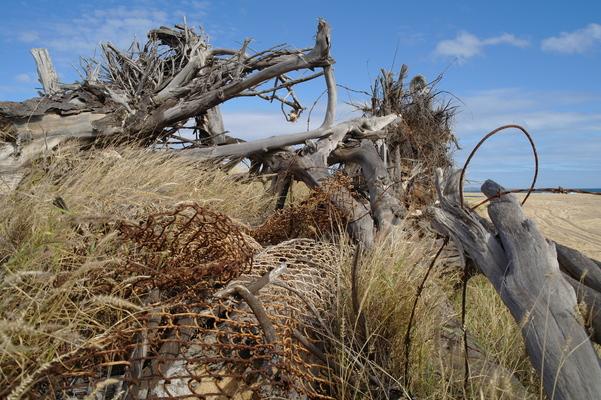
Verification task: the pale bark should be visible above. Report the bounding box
[332,139,405,236]
[184,115,399,159]
[432,168,601,400]
[31,48,61,95]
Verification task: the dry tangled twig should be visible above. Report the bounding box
[362,67,458,207]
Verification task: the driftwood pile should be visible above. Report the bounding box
[0,19,422,247]
[1,17,601,400]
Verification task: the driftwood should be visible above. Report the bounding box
[0,19,413,247]
[31,48,61,95]
[562,272,601,345]
[432,168,601,400]
[556,242,601,293]
[331,138,404,236]
[184,116,398,159]
[0,20,334,191]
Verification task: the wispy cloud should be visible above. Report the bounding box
[18,31,39,43]
[454,88,601,187]
[42,7,170,53]
[7,2,210,57]
[541,23,601,54]
[456,88,601,136]
[15,73,33,83]
[435,32,529,61]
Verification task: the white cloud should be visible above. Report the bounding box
[483,33,529,47]
[18,31,39,43]
[541,23,601,54]
[6,2,211,58]
[15,73,32,83]
[435,32,481,59]
[453,88,601,187]
[435,31,529,61]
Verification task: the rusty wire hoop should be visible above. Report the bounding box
[459,124,539,209]
[456,124,538,396]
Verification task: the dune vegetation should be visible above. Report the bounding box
[1,17,600,400]
[0,147,542,399]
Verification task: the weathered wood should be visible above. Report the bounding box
[0,112,107,193]
[2,20,333,148]
[271,106,399,246]
[391,144,402,197]
[320,65,337,129]
[331,139,405,236]
[432,169,601,400]
[31,48,61,95]
[185,115,399,159]
[552,243,601,344]
[199,106,227,145]
[556,242,601,293]
[138,20,333,137]
[562,272,601,345]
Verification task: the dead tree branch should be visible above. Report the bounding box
[431,168,601,400]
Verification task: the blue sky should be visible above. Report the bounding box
[1,0,600,188]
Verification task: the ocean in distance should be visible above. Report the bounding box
[465,188,601,193]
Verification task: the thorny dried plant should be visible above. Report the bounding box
[363,66,458,207]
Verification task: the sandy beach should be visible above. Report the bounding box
[466,193,601,260]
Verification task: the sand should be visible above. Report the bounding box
[465,193,601,260]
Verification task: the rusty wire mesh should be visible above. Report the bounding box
[118,203,255,296]
[252,174,354,245]
[20,203,339,399]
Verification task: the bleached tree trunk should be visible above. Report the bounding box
[432,169,601,400]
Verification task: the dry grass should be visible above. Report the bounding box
[0,147,274,397]
[458,276,541,397]
[31,146,275,224]
[330,229,451,399]
[331,230,543,399]
[0,148,543,399]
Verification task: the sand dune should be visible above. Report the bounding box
[466,193,601,260]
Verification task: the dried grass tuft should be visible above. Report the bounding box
[0,146,273,397]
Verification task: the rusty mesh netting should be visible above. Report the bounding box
[252,174,354,245]
[22,203,339,399]
[118,203,255,295]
